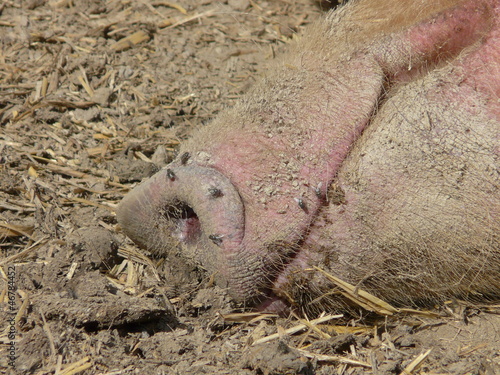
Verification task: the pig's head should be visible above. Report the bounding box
[117,0,499,312]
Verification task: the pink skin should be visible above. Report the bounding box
[117,0,499,311]
[276,3,500,296]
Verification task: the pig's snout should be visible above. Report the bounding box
[117,164,245,286]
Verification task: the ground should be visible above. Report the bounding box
[0,0,499,374]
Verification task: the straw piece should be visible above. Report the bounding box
[297,348,371,367]
[0,237,49,266]
[252,314,343,346]
[313,266,398,316]
[399,349,432,375]
[152,1,187,14]
[111,30,150,52]
[0,222,35,239]
[59,356,92,375]
[222,312,279,323]
[161,9,216,30]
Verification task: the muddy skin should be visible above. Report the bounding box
[118,0,500,314]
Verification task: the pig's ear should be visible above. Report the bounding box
[375,0,494,77]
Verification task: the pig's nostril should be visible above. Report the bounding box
[161,202,201,244]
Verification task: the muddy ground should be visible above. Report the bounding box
[0,0,499,374]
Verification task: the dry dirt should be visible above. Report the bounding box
[0,0,499,374]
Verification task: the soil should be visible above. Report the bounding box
[0,1,499,374]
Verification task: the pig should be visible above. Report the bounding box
[117,0,500,314]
